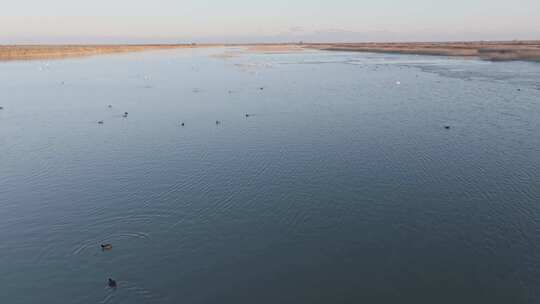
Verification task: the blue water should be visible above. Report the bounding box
[1,48,540,303]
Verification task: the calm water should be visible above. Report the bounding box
[1,48,540,303]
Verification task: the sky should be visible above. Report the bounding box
[1,0,539,43]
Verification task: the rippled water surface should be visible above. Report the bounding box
[1,48,540,303]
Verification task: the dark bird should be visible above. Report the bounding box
[108,278,117,288]
[108,105,112,108]
[101,244,112,250]
[123,112,128,118]
[181,122,185,126]
[259,87,264,90]
[98,121,104,124]
[216,120,221,125]
[444,126,451,130]
[0,106,3,110]
[245,114,250,118]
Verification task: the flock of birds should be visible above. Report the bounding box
[94,87,264,127]
[4,83,531,133]
[96,105,250,127]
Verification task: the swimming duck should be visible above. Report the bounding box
[123,112,128,118]
[108,278,117,288]
[101,244,112,250]
[245,114,250,118]
[216,120,221,125]
[108,105,112,108]
[98,121,104,125]
[181,122,185,126]
[444,126,451,130]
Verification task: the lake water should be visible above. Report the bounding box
[1,48,540,303]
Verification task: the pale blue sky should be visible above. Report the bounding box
[1,0,539,43]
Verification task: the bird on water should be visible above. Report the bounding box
[101,244,112,250]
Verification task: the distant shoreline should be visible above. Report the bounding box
[306,41,540,62]
[0,44,218,61]
[1,41,539,62]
